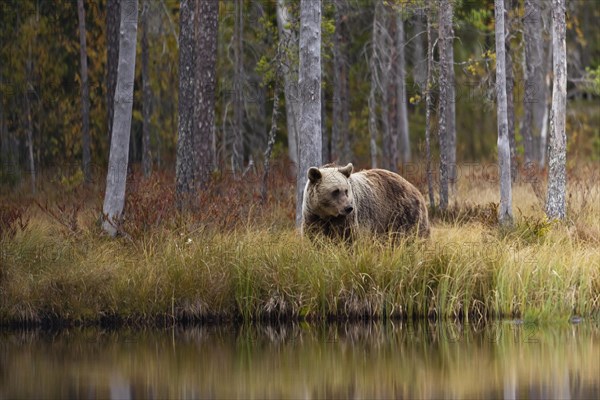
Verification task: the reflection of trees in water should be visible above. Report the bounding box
[1,322,599,399]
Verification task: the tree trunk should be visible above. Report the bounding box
[540,35,552,168]
[194,0,218,185]
[25,42,36,195]
[396,13,410,164]
[77,0,91,183]
[445,5,456,188]
[176,0,196,201]
[321,84,329,163]
[262,80,281,203]
[276,0,299,166]
[379,8,393,171]
[545,0,567,220]
[368,3,380,169]
[505,0,517,182]
[425,0,435,209]
[494,0,513,225]
[437,0,451,210]
[232,0,244,172]
[296,0,322,227]
[141,0,152,178]
[331,0,342,162]
[102,0,138,236]
[521,0,547,167]
[106,0,120,149]
[412,15,426,90]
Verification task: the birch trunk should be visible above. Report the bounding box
[276,0,299,165]
[396,13,410,164]
[77,0,91,183]
[141,0,152,178]
[545,0,567,220]
[296,0,322,227]
[504,0,516,182]
[102,0,138,236]
[176,0,196,200]
[494,0,513,225]
[106,0,120,148]
[438,0,451,210]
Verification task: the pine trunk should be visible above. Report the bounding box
[296,0,322,227]
[368,3,380,169]
[445,4,456,187]
[176,0,196,200]
[494,0,513,225]
[232,0,244,172]
[194,0,218,185]
[102,0,138,236]
[438,0,451,210]
[425,1,435,209]
[141,0,152,178]
[77,0,91,183]
[545,0,567,220]
[505,0,516,182]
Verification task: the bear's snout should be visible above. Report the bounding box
[343,206,354,215]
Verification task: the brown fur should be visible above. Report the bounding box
[301,164,430,241]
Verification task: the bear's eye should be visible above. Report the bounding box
[332,189,340,196]
[345,189,348,196]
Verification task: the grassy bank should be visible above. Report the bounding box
[1,164,599,325]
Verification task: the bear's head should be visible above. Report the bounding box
[305,163,355,219]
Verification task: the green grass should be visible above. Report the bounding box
[0,166,599,326]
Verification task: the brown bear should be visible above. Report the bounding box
[301,163,430,240]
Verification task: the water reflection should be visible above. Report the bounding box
[0,321,598,399]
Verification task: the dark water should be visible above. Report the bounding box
[1,321,599,399]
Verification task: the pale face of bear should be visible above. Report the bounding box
[306,163,355,218]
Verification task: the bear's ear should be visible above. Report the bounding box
[339,163,353,178]
[307,167,322,183]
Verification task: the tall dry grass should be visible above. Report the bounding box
[0,163,598,325]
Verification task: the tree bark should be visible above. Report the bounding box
[262,80,281,203]
[106,0,120,149]
[412,15,426,90]
[437,0,451,210]
[232,0,244,172]
[425,0,435,209]
[445,5,456,188]
[368,3,380,169]
[176,0,196,201]
[296,0,322,227]
[276,0,299,165]
[521,0,547,167]
[194,0,218,185]
[331,0,342,162]
[545,0,567,220]
[77,0,91,183]
[494,0,513,225]
[141,0,152,178]
[102,0,138,236]
[504,0,516,182]
[396,13,410,164]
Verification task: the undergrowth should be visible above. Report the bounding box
[0,163,598,326]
